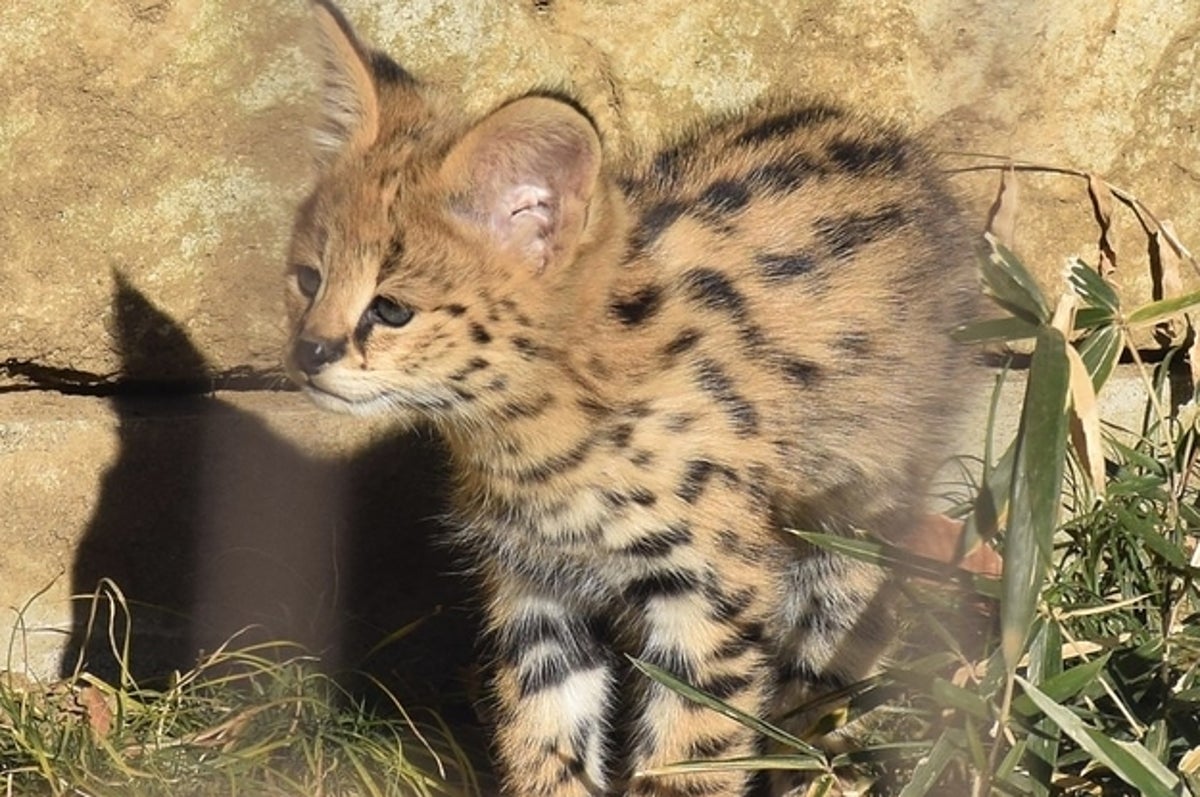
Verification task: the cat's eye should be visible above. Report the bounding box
[368,295,414,327]
[293,265,322,299]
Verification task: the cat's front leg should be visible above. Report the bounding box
[485,572,614,797]
[624,567,774,797]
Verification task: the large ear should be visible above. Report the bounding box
[310,0,381,165]
[441,97,602,273]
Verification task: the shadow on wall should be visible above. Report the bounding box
[61,275,475,705]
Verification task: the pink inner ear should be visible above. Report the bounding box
[491,184,556,263]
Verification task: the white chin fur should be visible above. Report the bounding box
[302,385,391,416]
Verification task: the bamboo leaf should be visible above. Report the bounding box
[629,657,826,760]
[897,731,958,797]
[1068,258,1120,314]
[951,316,1040,344]
[637,755,828,778]
[1016,677,1179,796]
[1125,289,1200,327]
[1076,325,1122,392]
[979,235,1053,324]
[1065,344,1106,498]
[1002,326,1070,673]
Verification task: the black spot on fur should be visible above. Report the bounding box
[707,585,756,623]
[469,322,492,344]
[629,200,687,254]
[630,450,655,468]
[838,330,872,357]
[652,145,688,187]
[445,303,467,316]
[506,616,607,699]
[688,734,738,760]
[712,622,765,661]
[663,328,702,358]
[630,487,658,506]
[607,422,635,448]
[676,458,720,501]
[627,401,654,418]
[827,133,908,174]
[449,356,490,382]
[694,671,756,701]
[624,569,702,605]
[777,659,848,690]
[746,155,823,193]
[587,354,611,379]
[697,180,751,217]
[619,522,694,558]
[735,104,843,146]
[610,284,664,327]
[756,251,818,283]
[815,205,908,260]
[695,359,760,436]
[681,269,748,319]
[640,644,697,685]
[664,412,697,433]
[779,357,822,388]
[511,336,545,360]
[516,435,596,483]
[383,234,404,266]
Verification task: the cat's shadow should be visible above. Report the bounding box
[60,275,476,711]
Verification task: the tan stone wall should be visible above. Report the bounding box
[3,1,1199,678]
[4,1,1199,385]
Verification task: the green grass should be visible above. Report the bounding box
[2,582,481,797]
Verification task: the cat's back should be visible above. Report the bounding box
[603,98,977,530]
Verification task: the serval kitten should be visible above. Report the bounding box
[283,2,977,794]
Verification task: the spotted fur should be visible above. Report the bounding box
[284,3,977,795]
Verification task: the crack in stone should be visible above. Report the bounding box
[0,359,291,397]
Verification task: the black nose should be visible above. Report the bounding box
[292,336,347,376]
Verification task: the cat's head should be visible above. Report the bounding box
[284,0,603,422]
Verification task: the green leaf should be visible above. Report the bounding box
[952,316,1041,344]
[1010,652,1110,718]
[1126,288,1200,327]
[897,731,958,797]
[1015,677,1179,796]
[979,237,1053,324]
[1069,259,1120,314]
[1127,519,1190,568]
[1076,325,1122,392]
[629,657,826,760]
[1023,620,1062,796]
[888,669,991,721]
[1002,327,1070,672]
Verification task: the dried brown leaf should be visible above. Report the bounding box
[1152,220,1187,344]
[1087,174,1118,277]
[75,684,114,737]
[1066,345,1106,499]
[892,513,1003,578]
[986,165,1020,250]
